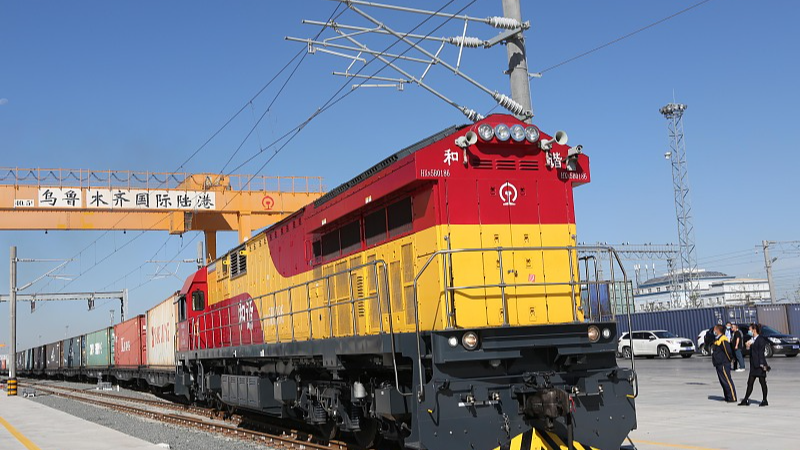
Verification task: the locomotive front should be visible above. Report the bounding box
[402,116,637,450]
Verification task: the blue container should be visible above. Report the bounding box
[787,304,800,336]
[62,336,83,368]
[584,283,614,322]
[617,307,729,343]
[723,306,758,326]
[755,305,788,334]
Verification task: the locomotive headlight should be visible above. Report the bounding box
[587,325,600,342]
[447,336,459,347]
[462,331,479,350]
[510,124,526,142]
[477,123,495,141]
[524,125,540,143]
[494,123,511,141]
[602,328,611,339]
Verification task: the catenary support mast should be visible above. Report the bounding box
[762,240,777,304]
[502,0,533,123]
[8,246,17,396]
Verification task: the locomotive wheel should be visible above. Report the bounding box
[353,418,379,448]
[317,420,338,441]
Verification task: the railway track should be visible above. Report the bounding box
[23,381,348,450]
[22,380,238,422]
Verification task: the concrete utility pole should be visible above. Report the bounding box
[197,240,205,269]
[762,240,777,304]
[8,246,17,396]
[501,0,533,123]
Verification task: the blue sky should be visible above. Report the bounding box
[2,0,799,348]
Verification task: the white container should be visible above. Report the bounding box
[146,294,178,367]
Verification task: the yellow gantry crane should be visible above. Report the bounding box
[0,168,324,260]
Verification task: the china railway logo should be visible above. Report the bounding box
[499,182,518,206]
[262,195,274,210]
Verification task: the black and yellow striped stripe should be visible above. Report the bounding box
[492,428,599,450]
[6,378,17,396]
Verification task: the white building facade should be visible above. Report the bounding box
[633,269,770,311]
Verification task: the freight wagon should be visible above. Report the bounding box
[85,327,114,369]
[16,296,177,389]
[45,342,61,372]
[61,336,83,376]
[33,346,46,371]
[114,315,147,381]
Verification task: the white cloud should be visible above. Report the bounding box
[0,98,8,105]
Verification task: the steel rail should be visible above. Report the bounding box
[21,381,234,421]
[26,383,347,450]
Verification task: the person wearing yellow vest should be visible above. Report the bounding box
[704,324,737,403]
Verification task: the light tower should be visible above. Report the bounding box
[660,102,698,307]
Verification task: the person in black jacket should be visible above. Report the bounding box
[704,324,737,402]
[730,324,745,372]
[739,323,769,406]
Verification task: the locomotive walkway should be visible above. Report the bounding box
[0,395,162,450]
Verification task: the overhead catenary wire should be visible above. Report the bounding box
[533,0,716,76]
[87,0,476,312]
[93,233,204,313]
[41,0,475,310]
[179,4,346,173]
[218,5,348,174]
[41,1,473,290]
[33,5,350,298]
[485,0,716,117]
[227,0,477,175]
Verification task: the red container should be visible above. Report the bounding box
[114,315,146,367]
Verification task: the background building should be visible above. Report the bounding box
[633,269,770,311]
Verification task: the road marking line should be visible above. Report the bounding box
[632,439,722,450]
[0,415,42,450]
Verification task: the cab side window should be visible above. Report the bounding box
[178,295,188,322]
[192,290,205,312]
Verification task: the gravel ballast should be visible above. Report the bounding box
[28,390,276,450]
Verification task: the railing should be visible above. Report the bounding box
[188,260,390,349]
[0,168,324,193]
[184,245,637,400]
[411,245,637,400]
[186,259,407,389]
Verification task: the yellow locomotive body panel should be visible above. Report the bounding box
[207,221,582,343]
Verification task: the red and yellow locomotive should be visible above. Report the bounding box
[175,114,636,450]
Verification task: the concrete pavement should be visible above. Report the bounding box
[626,354,800,450]
[0,394,162,450]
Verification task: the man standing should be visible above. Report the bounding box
[739,323,769,407]
[724,322,733,340]
[705,324,737,403]
[731,324,746,372]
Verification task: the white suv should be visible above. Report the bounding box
[618,330,696,359]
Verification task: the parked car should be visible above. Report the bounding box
[618,330,696,359]
[697,325,800,358]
